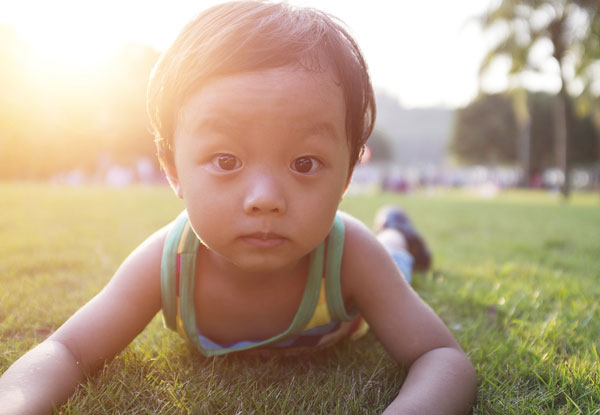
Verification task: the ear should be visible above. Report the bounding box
[162,161,183,199]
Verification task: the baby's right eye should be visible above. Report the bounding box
[211,154,242,171]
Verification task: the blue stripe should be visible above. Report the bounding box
[195,321,341,350]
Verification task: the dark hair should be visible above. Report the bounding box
[147,0,375,170]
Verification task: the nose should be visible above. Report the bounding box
[243,173,286,215]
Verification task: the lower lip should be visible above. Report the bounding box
[241,236,287,248]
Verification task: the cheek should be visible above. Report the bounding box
[181,179,236,228]
[294,178,345,222]
[185,201,233,248]
[185,185,233,216]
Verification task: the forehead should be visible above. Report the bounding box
[176,67,347,139]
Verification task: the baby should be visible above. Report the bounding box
[0,2,477,414]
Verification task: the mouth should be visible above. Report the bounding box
[241,232,287,248]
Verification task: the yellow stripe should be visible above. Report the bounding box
[304,279,332,329]
[349,319,369,341]
[175,298,187,338]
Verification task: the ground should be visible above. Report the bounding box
[1,184,598,414]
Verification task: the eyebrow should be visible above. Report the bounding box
[193,116,337,137]
[186,116,242,136]
[293,122,341,140]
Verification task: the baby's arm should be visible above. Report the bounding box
[0,226,168,415]
[340,213,477,415]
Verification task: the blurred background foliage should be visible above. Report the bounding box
[0,25,160,180]
[474,0,600,195]
[0,0,598,196]
[451,91,598,175]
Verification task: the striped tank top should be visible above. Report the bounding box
[160,211,369,357]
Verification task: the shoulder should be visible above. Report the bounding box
[105,212,190,298]
[127,219,174,265]
[336,211,404,303]
[106,217,177,290]
[337,210,392,273]
[113,222,171,285]
[336,210,380,253]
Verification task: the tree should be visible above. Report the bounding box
[366,128,394,163]
[0,27,160,180]
[451,93,518,165]
[451,91,598,179]
[480,0,600,197]
[101,43,160,166]
[0,26,36,178]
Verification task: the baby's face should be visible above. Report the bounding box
[171,67,351,274]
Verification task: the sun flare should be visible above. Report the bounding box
[4,1,133,69]
[23,28,118,67]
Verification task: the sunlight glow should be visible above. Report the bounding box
[0,0,526,108]
[20,24,119,67]
[10,11,123,67]
[1,0,501,108]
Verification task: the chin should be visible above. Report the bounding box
[236,248,313,274]
[235,257,294,273]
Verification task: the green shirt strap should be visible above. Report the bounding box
[325,214,357,322]
[177,217,326,357]
[160,210,189,331]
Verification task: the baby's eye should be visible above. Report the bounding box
[211,154,242,171]
[291,156,321,174]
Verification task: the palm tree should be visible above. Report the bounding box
[479,0,599,198]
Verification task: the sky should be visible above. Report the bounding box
[0,0,558,109]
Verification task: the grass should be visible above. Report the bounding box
[1,183,599,414]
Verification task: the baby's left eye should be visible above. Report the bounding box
[291,157,321,174]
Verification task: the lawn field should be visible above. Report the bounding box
[1,184,599,414]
